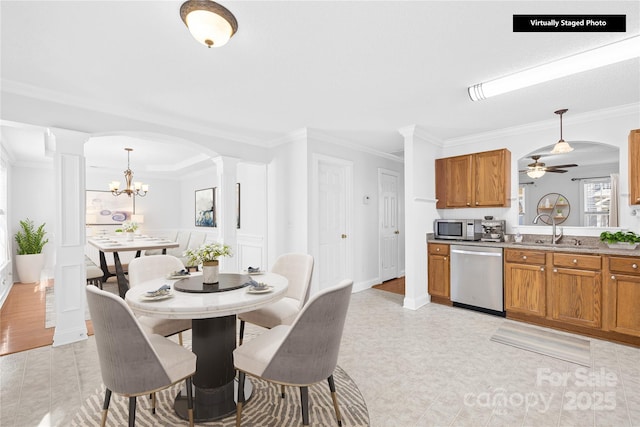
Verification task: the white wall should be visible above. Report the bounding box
[10,164,56,280]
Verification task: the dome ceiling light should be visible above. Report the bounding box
[180,0,238,48]
[550,108,573,154]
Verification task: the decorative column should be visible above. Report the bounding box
[213,156,240,272]
[51,127,90,347]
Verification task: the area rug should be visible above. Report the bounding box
[70,366,369,426]
[490,321,591,367]
[44,287,91,328]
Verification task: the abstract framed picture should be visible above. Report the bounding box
[195,187,216,227]
[86,190,134,225]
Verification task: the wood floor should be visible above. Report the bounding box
[372,276,405,295]
[0,280,94,356]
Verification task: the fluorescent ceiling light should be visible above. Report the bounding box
[468,35,640,101]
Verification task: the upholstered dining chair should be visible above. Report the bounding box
[234,279,353,427]
[238,253,314,345]
[128,255,192,345]
[86,285,196,427]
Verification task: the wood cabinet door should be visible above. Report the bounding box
[608,273,640,337]
[550,268,602,328]
[444,155,473,207]
[473,149,510,207]
[504,262,546,317]
[428,254,450,298]
[629,129,640,205]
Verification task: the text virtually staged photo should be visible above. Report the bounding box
[1,1,639,426]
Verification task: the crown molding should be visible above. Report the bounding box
[445,103,640,146]
[398,125,444,148]
[1,79,267,147]
[307,129,404,162]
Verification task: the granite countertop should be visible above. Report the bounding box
[426,234,640,256]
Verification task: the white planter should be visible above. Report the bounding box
[15,253,45,283]
[202,261,219,284]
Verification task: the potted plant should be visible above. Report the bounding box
[14,218,49,283]
[184,242,232,284]
[118,221,139,241]
[600,231,640,249]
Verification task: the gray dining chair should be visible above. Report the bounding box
[234,279,353,427]
[86,285,196,427]
[128,255,192,345]
[238,253,314,345]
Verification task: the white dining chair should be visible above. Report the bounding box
[86,285,196,427]
[128,255,191,345]
[234,279,353,426]
[238,253,314,345]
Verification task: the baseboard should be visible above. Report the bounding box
[353,277,381,293]
[403,294,429,310]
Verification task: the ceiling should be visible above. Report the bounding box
[1,1,639,173]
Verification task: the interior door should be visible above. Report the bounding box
[317,159,350,291]
[379,169,399,282]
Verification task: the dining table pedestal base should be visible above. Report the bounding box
[174,314,252,422]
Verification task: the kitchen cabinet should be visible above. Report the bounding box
[629,129,640,205]
[549,253,602,329]
[606,256,640,337]
[504,249,547,317]
[427,243,450,303]
[435,149,510,209]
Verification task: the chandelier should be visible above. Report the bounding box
[109,148,148,197]
[550,109,574,154]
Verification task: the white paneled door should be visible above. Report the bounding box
[379,169,399,281]
[316,157,352,291]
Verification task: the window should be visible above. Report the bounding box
[582,178,611,227]
[0,157,7,267]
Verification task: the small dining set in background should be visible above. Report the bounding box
[85,250,354,427]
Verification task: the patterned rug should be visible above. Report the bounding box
[491,321,591,366]
[71,366,369,426]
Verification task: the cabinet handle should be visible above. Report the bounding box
[572,259,578,264]
[540,267,545,272]
[553,268,558,273]
[436,248,440,252]
[522,255,527,260]
[475,202,479,205]
[611,275,616,280]
[466,203,471,206]
[633,264,638,269]
[444,257,447,261]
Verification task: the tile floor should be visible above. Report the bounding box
[1,288,639,426]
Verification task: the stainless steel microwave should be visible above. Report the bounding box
[434,219,483,241]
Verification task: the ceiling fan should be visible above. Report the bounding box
[519,155,578,178]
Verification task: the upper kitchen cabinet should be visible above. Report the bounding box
[629,129,640,205]
[435,148,511,209]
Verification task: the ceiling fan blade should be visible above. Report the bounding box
[546,164,578,169]
[546,169,568,173]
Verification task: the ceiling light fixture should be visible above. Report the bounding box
[550,108,573,154]
[109,148,148,197]
[180,0,238,48]
[527,166,546,179]
[468,35,640,101]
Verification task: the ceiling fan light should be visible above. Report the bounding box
[550,139,574,154]
[180,1,238,48]
[527,167,546,179]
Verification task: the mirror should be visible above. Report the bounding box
[518,142,619,227]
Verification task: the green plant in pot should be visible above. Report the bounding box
[184,242,232,284]
[600,231,640,249]
[14,218,49,283]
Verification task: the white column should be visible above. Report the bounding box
[399,125,443,310]
[213,156,240,272]
[51,127,90,346]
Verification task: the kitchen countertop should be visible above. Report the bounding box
[426,234,640,256]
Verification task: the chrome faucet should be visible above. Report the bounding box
[533,213,563,244]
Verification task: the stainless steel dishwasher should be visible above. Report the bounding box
[450,245,504,316]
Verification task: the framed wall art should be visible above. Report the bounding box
[86,190,134,225]
[236,183,241,229]
[195,187,216,227]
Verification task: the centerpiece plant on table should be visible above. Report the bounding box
[184,242,232,284]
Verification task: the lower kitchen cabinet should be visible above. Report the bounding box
[504,262,546,317]
[607,256,640,337]
[549,267,602,329]
[427,243,450,303]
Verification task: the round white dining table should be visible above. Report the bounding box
[125,272,288,422]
